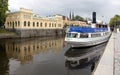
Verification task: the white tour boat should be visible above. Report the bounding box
[65,25,111,47]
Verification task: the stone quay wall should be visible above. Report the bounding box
[7,29,65,38]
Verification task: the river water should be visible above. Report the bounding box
[0,36,107,75]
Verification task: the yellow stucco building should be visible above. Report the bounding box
[5,8,64,29]
[5,8,87,37]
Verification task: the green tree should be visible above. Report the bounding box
[0,0,8,27]
[109,15,120,27]
[74,15,84,21]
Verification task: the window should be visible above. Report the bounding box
[13,22,14,25]
[45,23,47,27]
[40,22,42,27]
[10,22,12,27]
[15,21,17,27]
[91,33,101,38]
[24,21,26,26]
[80,33,88,38]
[37,22,39,27]
[7,22,9,27]
[67,33,78,38]
[28,21,30,27]
[33,22,35,27]
[105,32,109,35]
[18,21,20,27]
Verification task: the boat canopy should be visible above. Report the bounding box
[69,27,108,33]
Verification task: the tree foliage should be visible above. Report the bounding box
[0,0,8,27]
[109,15,120,27]
[74,15,85,21]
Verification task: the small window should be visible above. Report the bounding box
[80,33,88,38]
[10,22,12,27]
[18,21,20,27]
[13,22,14,26]
[24,21,26,26]
[45,23,47,27]
[15,21,17,27]
[28,21,30,27]
[72,33,78,38]
[7,22,9,27]
[67,33,78,38]
[40,22,42,27]
[91,33,101,38]
[37,22,39,27]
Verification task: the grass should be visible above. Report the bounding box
[0,29,15,34]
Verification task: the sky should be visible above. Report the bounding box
[8,0,120,23]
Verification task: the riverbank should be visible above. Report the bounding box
[0,29,65,39]
[0,29,19,39]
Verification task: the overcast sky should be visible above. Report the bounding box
[9,0,120,23]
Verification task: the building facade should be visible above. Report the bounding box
[5,8,86,37]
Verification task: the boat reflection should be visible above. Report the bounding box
[5,37,64,64]
[64,42,107,71]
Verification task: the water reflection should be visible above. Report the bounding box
[5,37,64,64]
[0,37,108,75]
[64,42,107,73]
[0,45,9,75]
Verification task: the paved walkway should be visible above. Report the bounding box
[93,32,120,75]
[93,32,114,75]
[114,32,120,75]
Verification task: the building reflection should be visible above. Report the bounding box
[5,37,64,64]
[64,42,107,72]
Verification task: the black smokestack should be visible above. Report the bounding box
[92,12,96,23]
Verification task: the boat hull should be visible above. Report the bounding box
[65,33,111,47]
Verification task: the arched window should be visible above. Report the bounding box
[40,22,42,27]
[7,22,9,27]
[15,21,17,27]
[28,21,30,27]
[33,22,35,27]
[45,23,47,27]
[10,22,12,27]
[24,21,26,26]
[13,22,14,26]
[37,22,39,27]
[49,23,51,27]
[13,22,15,29]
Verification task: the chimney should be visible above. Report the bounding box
[92,12,96,23]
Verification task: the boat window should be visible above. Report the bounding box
[66,33,78,38]
[72,33,78,38]
[66,33,71,37]
[80,33,88,38]
[91,33,101,38]
[105,32,109,35]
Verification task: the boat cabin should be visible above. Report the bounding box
[66,27,109,38]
